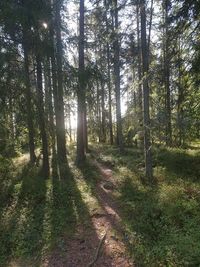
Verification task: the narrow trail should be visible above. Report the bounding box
[89,160,134,267]
[45,160,134,267]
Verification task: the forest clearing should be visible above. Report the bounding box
[0,0,200,266]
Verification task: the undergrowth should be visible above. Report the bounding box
[91,144,200,266]
[0,143,200,266]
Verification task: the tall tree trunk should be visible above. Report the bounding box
[44,57,56,157]
[22,30,36,163]
[113,0,123,151]
[163,0,172,146]
[36,55,50,178]
[100,78,106,143]
[83,103,88,152]
[68,104,72,143]
[136,4,143,124]
[177,37,184,147]
[54,0,69,169]
[76,0,86,165]
[147,0,154,56]
[49,21,60,172]
[140,0,153,180]
[96,80,101,142]
[105,0,113,145]
[106,42,113,145]
[9,98,15,142]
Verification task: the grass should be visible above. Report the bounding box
[0,143,200,266]
[91,143,200,266]
[0,155,99,267]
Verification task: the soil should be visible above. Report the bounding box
[44,160,134,267]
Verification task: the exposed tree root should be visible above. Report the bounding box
[87,230,107,267]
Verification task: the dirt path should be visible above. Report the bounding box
[44,160,134,267]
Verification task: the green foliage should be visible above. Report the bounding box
[93,144,200,267]
[0,158,95,266]
[0,156,14,210]
[1,144,200,266]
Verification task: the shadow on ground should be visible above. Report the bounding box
[0,163,47,267]
[89,145,200,266]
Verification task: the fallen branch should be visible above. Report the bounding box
[87,230,107,267]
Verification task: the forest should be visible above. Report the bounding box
[0,0,200,266]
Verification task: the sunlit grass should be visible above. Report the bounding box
[92,143,200,266]
[1,143,200,266]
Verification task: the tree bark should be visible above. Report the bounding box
[44,57,56,157]
[54,0,69,169]
[105,0,113,145]
[76,0,86,165]
[140,0,153,180]
[36,54,50,178]
[177,37,184,147]
[22,29,36,163]
[136,4,143,124]
[107,44,114,145]
[100,78,106,143]
[163,0,172,146]
[96,80,101,143]
[113,0,123,151]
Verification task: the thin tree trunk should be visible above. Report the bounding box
[44,57,56,156]
[96,80,101,142]
[54,0,69,169]
[105,0,113,145]
[177,37,184,147]
[100,78,106,143]
[147,0,154,56]
[36,55,50,178]
[140,0,153,180]
[136,5,143,124]
[83,103,88,152]
[68,105,72,143]
[106,43,113,145]
[22,30,36,163]
[50,42,59,160]
[163,0,172,146]
[76,0,86,165]
[113,0,123,151]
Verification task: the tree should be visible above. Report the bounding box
[105,0,114,145]
[35,51,50,177]
[22,25,37,163]
[112,0,123,151]
[163,0,172,146]
[54,0,69,170]
[140,0,153,179]
[76,0,86,165]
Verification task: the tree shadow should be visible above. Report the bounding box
[0,162,29,265]
[47,163,104,267]
[1,157,114,267]
[78,160,134,266]
[118,176,200,266]
[79,151,200,266]
[0,164,47,267]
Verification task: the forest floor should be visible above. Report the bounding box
[42,159,134,267]
[0,142,200,266]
